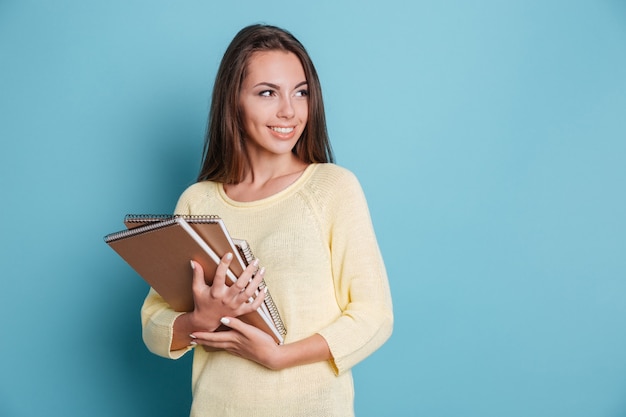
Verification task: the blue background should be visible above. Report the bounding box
[1,1,625,416]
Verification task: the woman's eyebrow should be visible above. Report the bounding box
[253,82,279,89]
[253,81,308,89]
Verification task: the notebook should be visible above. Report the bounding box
[123,214,286,339]
[104,216,285,344]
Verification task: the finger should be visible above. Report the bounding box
[217,316,271,343]
[249,266,266,294]
[218,316,239,330]
[233,258,259,293]
[240,266,266,300]
[247,286,267,311]
[191,324,243,347]
[192,328,236,342]
[192,331,236,350]
[213,252,234,288]
[190,260,206,294]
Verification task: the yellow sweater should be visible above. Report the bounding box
[141,163,393,417]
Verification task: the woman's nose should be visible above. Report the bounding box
[277,96,295,119]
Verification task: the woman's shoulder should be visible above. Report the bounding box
[303,164,371,221]
[311,163,360,190]
[310,163,360,186]
[178,180,218,198]
[304,163,364,205]
[175,180,219,209]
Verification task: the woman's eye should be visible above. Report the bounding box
[259,90,273,97]
[295,89,309,97]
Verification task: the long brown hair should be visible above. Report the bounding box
[197,24,334,184]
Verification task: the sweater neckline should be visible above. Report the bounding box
[217,163,319,207]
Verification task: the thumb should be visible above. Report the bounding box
[219,316,242,330]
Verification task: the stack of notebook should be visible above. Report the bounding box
[104,214,286,344]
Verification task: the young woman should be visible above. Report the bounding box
[141,24,393,416]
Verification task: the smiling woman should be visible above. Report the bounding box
[139,24,393,417]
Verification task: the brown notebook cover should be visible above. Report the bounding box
[124,215,248,276]
[104,216,284,344]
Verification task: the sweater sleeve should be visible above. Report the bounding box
[139,192,195,359]
[141,288,190,359]
[315,170,394,375]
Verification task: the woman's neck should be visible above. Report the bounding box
[224,154,309,202]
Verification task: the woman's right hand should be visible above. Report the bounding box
[189,253,267,331]
[170,253,266,351]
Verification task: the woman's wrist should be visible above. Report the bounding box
[264,334,332,370]
[186,310,220,332]
[171,311,220,351]
[263,344,287,370]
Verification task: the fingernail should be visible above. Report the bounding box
[220,317,230,325]
[190,260,195,270]
[258,266,266,276]
[190,341,197,346]
[189,334,197,339]
[252,258,260,267]
[225,252,233,261]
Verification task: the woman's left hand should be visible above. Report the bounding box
[191,317,282,369]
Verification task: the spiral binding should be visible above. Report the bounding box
[104,217,180,242]
[261,288,287,336]
[234,240,287,337]
[124,214,172,223]
[124,214,220,224]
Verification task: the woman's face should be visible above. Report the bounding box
[239,50,308,159]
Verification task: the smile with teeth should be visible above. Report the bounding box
[270,126,295,134]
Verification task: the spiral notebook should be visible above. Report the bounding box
[104,215,286,344]
[123,214,285,339]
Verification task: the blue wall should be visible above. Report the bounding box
[1,1,625,416]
